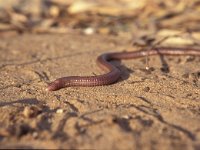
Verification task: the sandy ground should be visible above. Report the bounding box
[0,33,200,149]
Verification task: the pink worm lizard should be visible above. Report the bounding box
[46,47,200,91]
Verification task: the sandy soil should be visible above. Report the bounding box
[0,33,200,149]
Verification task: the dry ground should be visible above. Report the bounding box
[0,33,199,149]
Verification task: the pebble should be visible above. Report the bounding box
[32,132,38,138]
[83,27,95,35]
[56,108,63,114]
[23,106,42,118]
[143,87,150,92]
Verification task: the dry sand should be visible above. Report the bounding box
[0,33,200,149]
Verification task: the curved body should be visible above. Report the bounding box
[47,47,200,91]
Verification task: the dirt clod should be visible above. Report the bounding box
[23,106,42,118]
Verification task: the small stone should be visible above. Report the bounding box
[139,68,154,75]
[23,106,42,118]
[143,87,150,92]
[32,132,38,138]
[49,6,60,17]
[83,27,95,35]
[122,115,131,119]
[56,108,63,114]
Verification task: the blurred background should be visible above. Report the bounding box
[0,0,200,46]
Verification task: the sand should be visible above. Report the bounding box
[0,33,200,149]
